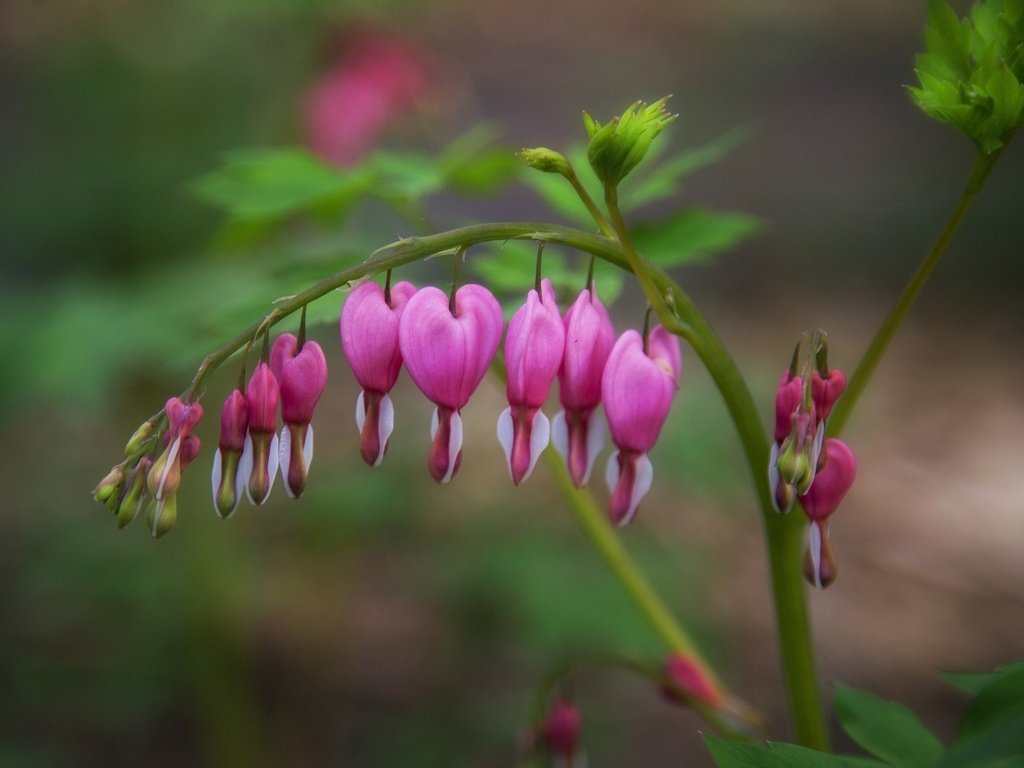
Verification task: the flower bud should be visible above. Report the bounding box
[93,464,125,503]
[661,652,724,709]
[244,363,280,505]
[537,700,581,759]
[118,457,151,529]
[584,97,677,187]
[812,368,846,424]
[147,398,203,504]
[212,389,249,518]
[124,421,154,457]
[145,493,177,539]
[804,521,838,589]
[518,147,570,176]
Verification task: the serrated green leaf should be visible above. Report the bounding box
[924,0,973,82]
[623,128,750,209]
[191,148,371,222]
[940,664,1024,767]
[704,736,888,768]
[630,208,761,267]
[834,684,944,768]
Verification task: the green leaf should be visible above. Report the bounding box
[924,0,973,82]
[940,664,1024,767]
[941,661,1024,696]
[630,208,762,267]
[623,128,750,209]
[191,148,371,222]
[834,684,944,768]
[704,737,887,768]
[369,151,446,199]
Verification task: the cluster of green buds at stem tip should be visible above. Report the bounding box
[583,97,677,187]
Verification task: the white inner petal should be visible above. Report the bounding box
[620,453,653,528]
[768,442,783,513]
[521,409,551,484]
[303,423,315,471]
[279,425,295,500]
[376,395,394,467]
[211,449,223,515]
[355,390,366,432]
[809,521,823,590]
[550,410,568,461]
[430,406,440,440]
[442,410,463,485]
[605,450,620,493]
[496,406,514,479]
[239,433,255,506]
[155,435,181,501]
[583,409,606,487]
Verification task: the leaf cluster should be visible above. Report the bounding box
[909,0,1024,152]
[706,661,1024,767]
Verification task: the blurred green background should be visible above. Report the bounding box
[2,0,1022,765]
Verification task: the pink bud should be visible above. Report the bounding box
[798,438,856,521]
[212,388,249,519]
[812,368,847,424]
[601,328,680,527]
[551,287,615,488]
[662,653,724,709]
[148,398,203,503]
[497,280,565,485]
[341,280,417,467]
[400,284,503,483]
[218,389,249,453]
[774,372,804,444]
[538,701,581,758]
[243,362,280,505]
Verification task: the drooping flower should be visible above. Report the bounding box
[661,652,724,709]
[602,326,681,527]
[799,438,856,590]
[244,362,280,505]
[271,333,328,498]
[211,388,249,518]
[537,700,581,762]
[768,371,810,514]
[551,285,615,488]
[497,279,565,485]
[340,279,417,466]
[399,284,503,483]
[146,397,203,537]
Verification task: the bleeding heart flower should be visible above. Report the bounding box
[243,362,280,506]
[146,397,203,538]
[537,700,581,761]
[551,286,615,488]
[340,280,417,466]
[497,279,565,485]
[602,326,681,527]
[399,284,503,483]
[271,333,328,499]
[661,652,724,709]
[212,388,249,519]
[799,438,855,589]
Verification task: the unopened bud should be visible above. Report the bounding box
[117,457,152,529]
[538,700,580,759]
[661,653,724,709]
[93,464,125,503]
[776,438,810,490]
[124,421,154,457]
[145,494,177,539]
[518,147,570,176]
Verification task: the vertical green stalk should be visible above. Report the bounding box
[828,149,1004,435]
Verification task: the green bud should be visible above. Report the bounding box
[584,97,677,187]
[118,457,152,529]
[777,439,811,490]
[518,147,570,176]
[124,421,154,457]
[145,494,177,539]
[93,464,125,503]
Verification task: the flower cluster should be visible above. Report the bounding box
[340,276,682,527]
[769,339,856,588]
[98,269,684,535]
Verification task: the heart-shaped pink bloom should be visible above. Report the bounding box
[271,333,329,499]
[799,438,856,522]
[602,327,681,526]
[146,397,203,538]
[341,280,417,467]
[400,284,503,483]
[497,279,565,485]
[774,372,804,444]
[551,286,616,488]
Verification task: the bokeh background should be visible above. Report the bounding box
[2,0,1022,765]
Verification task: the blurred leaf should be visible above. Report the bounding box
[623,128,750,209]
[369,151,445,199]
[630,208,762,267]
[705,737,888,768]
[192,148,372,221]
[940,663,1024,767]
[941,661,1024,696]
[834,684,944,767]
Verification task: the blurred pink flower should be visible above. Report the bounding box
[304,32,431,167]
